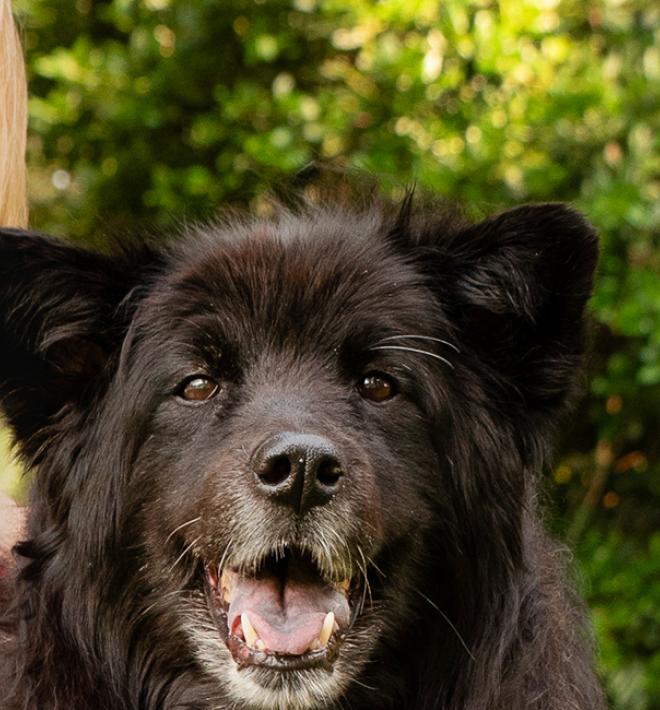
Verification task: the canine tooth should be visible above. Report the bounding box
[319,611,335,646]
[255,639,266,652]
[308,638,321,651]
[241,613,258,648]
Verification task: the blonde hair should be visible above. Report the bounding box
[0,0,27,227]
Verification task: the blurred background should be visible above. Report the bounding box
[1,0,658,706]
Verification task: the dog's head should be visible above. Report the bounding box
[0,197,597,708]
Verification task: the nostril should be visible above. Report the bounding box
[259,455,292,487]
[316,458,343,488]
[252,433,344,512]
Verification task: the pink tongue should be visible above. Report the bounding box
[227,559,350,655]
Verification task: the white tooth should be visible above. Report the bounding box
[255,639,266,652]
[308,638,321,652]
[242,613,258,648]
[319,611,335,647]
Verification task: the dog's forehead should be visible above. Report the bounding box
[151,222,431,348]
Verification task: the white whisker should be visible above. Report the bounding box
[370,345,455,369]
[165,516,202,543]
[168,535,201,574]
[414,589,476,661]
[376,333,461,353]
[351,677,378,692]
[356,545,373,610]
[218,539,234,573]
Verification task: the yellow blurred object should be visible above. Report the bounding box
[0,0,29,503]
[0,0,28,227]
[0,424,26,502]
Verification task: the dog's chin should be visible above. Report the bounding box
[216,661,351,710]
[188,545,371,709]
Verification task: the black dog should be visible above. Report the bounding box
[0,192,605,709]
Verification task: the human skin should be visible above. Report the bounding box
[0,492,24,558]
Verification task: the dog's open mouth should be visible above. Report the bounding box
[206,548,355,671]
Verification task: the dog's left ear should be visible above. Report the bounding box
[430,204,599,413]
[0,228,154,457]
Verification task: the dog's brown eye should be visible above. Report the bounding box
[179,376,219,402]
[358,373,397,403]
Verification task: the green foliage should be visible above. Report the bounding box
[581,531,660,709]
[4,0,659,705]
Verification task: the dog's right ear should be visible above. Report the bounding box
[0,228,155,458]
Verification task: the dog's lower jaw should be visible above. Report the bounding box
[223,664,349,710]
[186,623,351,710]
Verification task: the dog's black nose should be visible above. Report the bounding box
[253,433,344,514]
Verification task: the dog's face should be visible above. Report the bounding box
[0,199,597,708]
[102,213,448,707]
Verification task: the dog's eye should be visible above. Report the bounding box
[357,373,397,403]
[178,376,219,402]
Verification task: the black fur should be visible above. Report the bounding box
[0,193,605,709]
